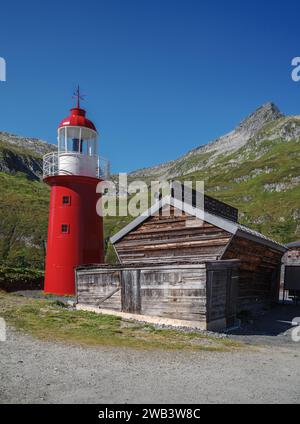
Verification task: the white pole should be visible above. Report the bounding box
[79,127,82,153]
[65,127,67,152]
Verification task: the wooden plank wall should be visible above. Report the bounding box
[139,265,207,321]
[206,269,228,324]
[222,236,283,311]
[121,269,141,313]
[206,263,239,328]
[76,261,241,326]
[76,270,122,311]
[114,205,232,264]
[76,264,208,322]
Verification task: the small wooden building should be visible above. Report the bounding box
[283,241,300,266]
[282,241,300,301]
[76,185,286,330]
[76,260,240,330]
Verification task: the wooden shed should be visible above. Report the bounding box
[76,260,240,330]
[75,185,286,330]
[282,241,300,302]
[283,241,300,266]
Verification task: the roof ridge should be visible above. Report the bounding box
[237,223,286,249]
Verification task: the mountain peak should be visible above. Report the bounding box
[237,102,284,134]
[130,102,286,178]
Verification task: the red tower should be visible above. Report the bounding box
[43,89,105,295]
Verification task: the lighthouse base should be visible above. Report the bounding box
[44,175,104,296]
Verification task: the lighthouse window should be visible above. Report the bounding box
[61,224,70,234]
[62,196,71,205]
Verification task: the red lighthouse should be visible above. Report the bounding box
[43,88,105,295]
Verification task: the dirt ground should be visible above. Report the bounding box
[1,303,300,404]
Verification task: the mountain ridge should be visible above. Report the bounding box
[0,131,55,180]
[129,102,285,178]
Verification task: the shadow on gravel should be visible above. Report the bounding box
[227,303,300,348]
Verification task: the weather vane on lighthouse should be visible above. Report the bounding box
[73,85,85,109]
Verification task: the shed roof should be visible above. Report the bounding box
[110,194,287,253]
[285,240,300,248]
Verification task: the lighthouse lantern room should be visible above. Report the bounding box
[43,88,105,295]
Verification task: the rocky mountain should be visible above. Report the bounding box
[126,102,300,246]
[1,101,300,269]
[0,132,55,180]
[130,102,285,179]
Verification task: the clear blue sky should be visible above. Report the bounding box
[1,0,300,172]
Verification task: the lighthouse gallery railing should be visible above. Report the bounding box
[43,152,110,179]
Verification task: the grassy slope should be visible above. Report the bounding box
[0,291,244,351]
[178,120,300,242]
[0,171,49,268]
[0,139,42,158]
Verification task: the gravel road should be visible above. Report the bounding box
[1,326,300,404]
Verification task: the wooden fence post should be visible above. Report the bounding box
[121,269,141,313]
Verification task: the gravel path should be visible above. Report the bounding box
[1,327,300,404]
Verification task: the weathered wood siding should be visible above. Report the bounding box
[77,264,208,322]
[114,205,232,264]
[206,262,239,329]
[122,269,141,313]
[76,270,122,311]
[222,236,283,311]
[76,261,240,328]
[139,265,207,321]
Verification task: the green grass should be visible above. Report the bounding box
[0,171,49,268]
[0,291,244,352]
